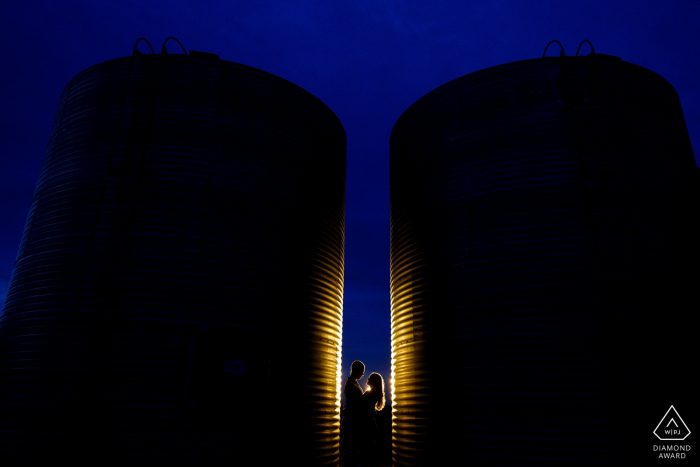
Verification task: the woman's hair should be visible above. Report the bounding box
[366,372,385,411]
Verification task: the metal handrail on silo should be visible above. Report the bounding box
[133,37,155,55]
[542,39,566,57]
[161,36,187,55]
[576,39,596,56]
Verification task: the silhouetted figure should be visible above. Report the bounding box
[341,360,365,466]
[357,372,386,467]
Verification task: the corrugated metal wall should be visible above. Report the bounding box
[390,53,696,465]
[0,49,346,465]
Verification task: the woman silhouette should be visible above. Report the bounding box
[358,372,385,466]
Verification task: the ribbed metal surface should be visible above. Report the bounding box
[390,54,696,465]
[0,52,345,465]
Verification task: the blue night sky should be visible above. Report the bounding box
[1,1,698,395]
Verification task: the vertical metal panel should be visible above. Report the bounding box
[390,54,696,465]
[0,52,345,465]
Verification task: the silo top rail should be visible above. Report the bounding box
[542,40,565,57]
[162,36,187,54]
[132,37,155,56]
[576,40,596,56]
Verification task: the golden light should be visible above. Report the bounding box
[391,355,397,408]
[336,304,343,416]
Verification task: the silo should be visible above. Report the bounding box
[0,39,346,465]
[390,45,696,465]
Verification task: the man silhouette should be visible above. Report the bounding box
[342,360,365,466]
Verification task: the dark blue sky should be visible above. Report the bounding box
[1,1,698,394]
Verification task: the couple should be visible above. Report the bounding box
[341,360,385,467]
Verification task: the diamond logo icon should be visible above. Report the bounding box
[654,405,691,441]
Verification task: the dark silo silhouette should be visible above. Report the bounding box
[390,42,696,465]
[0,38,345,465]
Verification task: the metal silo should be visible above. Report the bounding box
[390,43,696,465]
[0,39,346,465]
